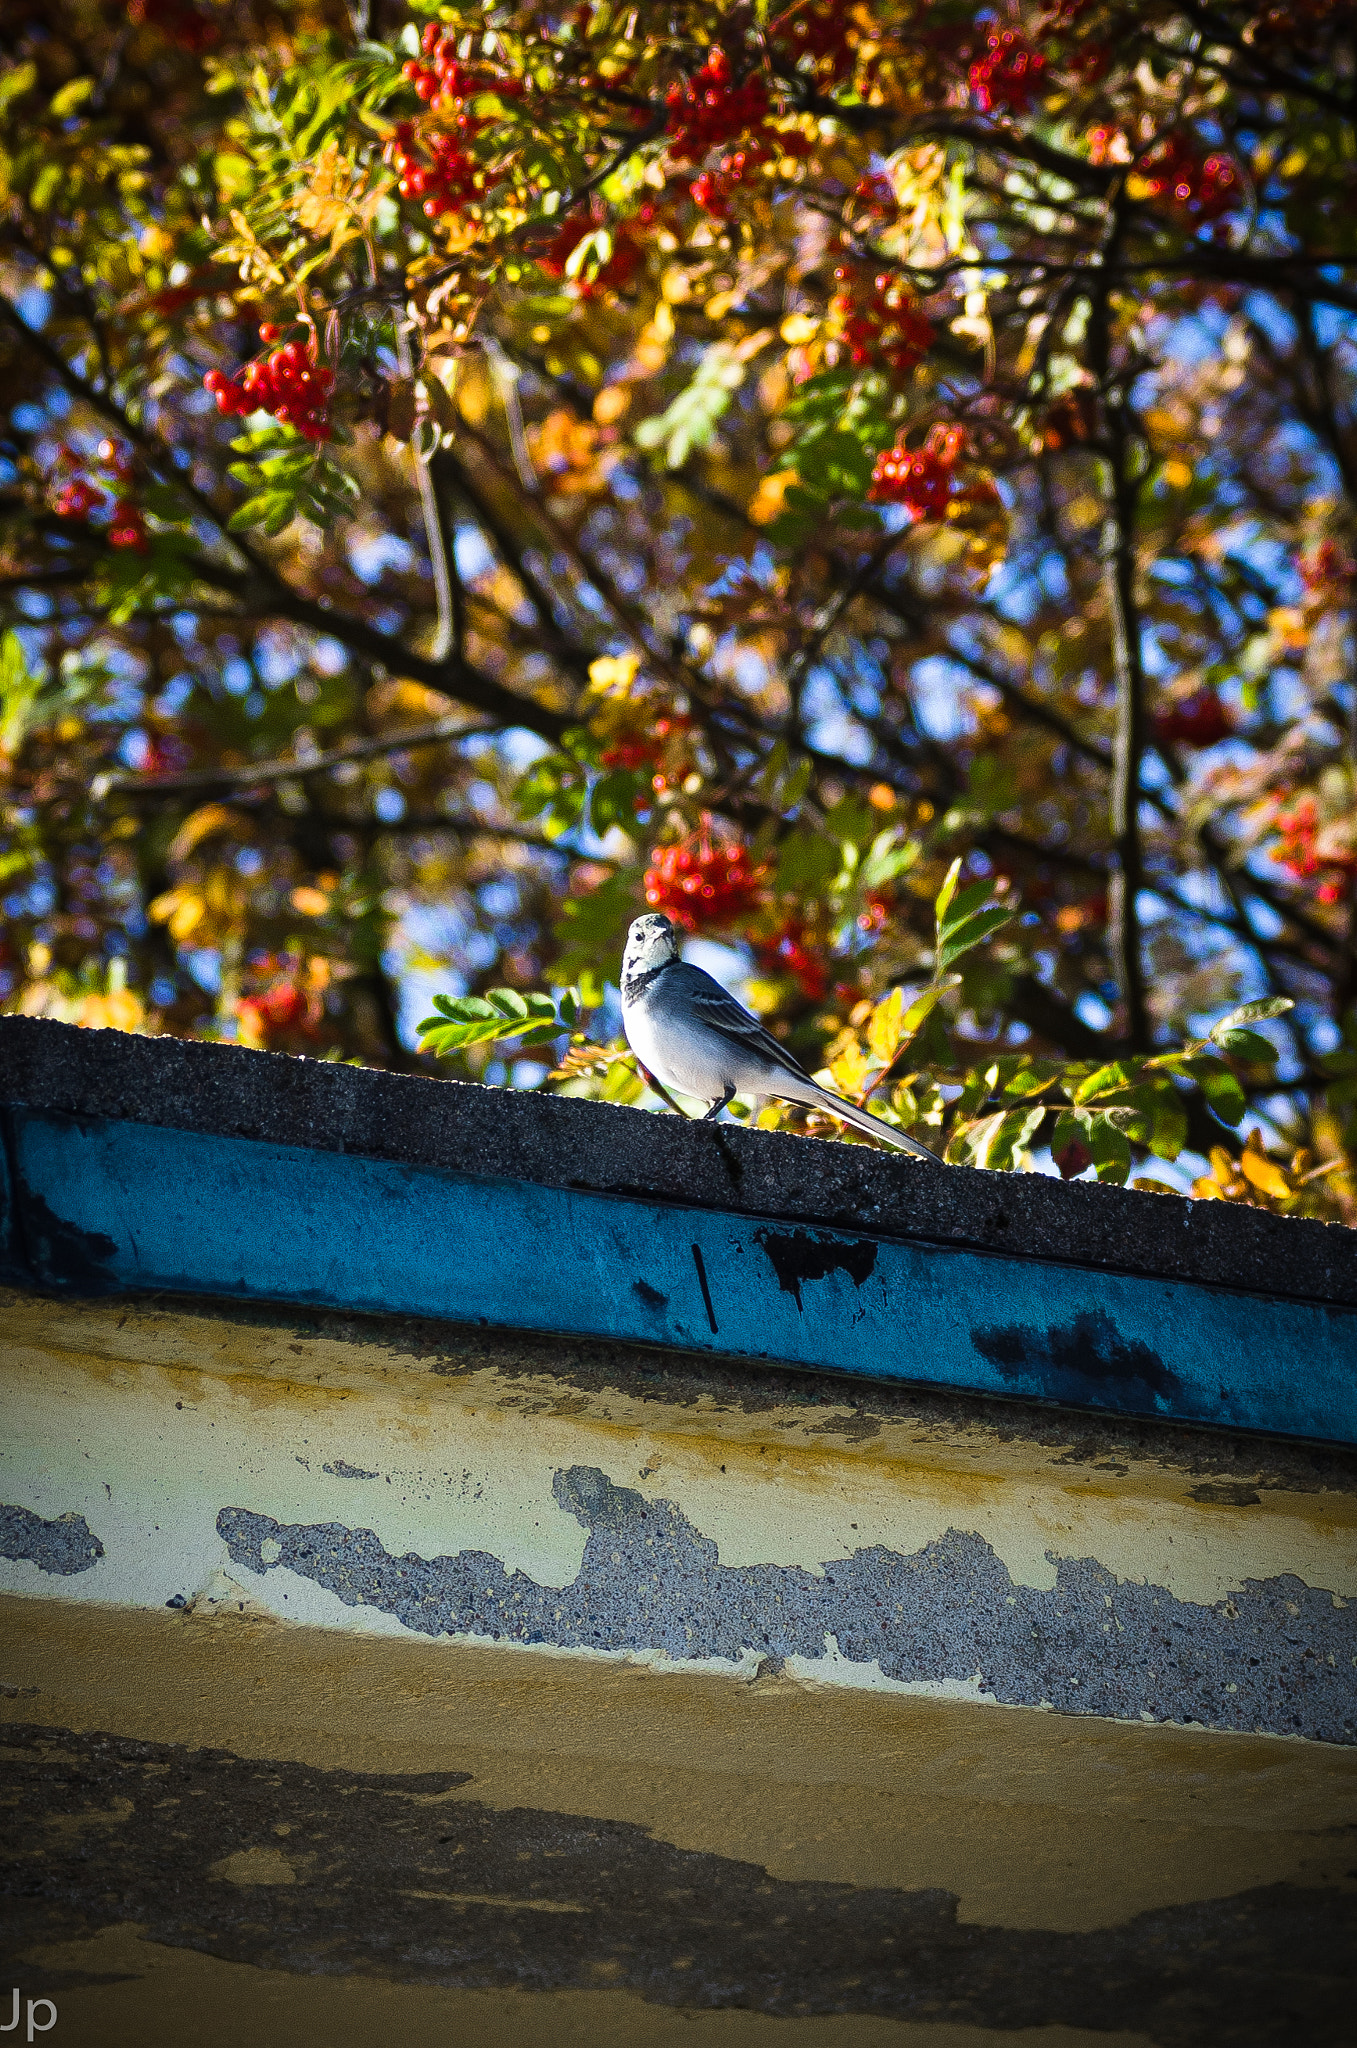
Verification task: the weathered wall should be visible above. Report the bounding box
[3,1288,1356,2042]
[4,1288,1355,1740]
[3,1019,1357,2044]
[4,1596,1356,2048]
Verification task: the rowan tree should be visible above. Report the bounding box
[2,0,1354,1214]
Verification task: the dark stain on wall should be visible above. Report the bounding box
[0,1723,1350,2046]
[972,1308,1179,1405]
[0,1122,119,1294]
[216,1467,1356,1744]
[0,1505,104,1576]
[752,1228,878,1310]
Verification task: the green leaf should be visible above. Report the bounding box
[938,876,998,935]
[936,905,1013,971]
[1212,1027,1279,1062]
[486,988,530,1021]
[775,827,841,896]
[898,977,959,1043]
[1147,1085,1188,1161]
[1200,1066,1247,1126]
[858,828,919,893]
[935,857,963,924]
[1072,1061,1138,1105]
[1212,997,1294,1033]
[228,492,295,533]
[1084,1112,1133,1184]
[590,768,643,835]
[976,1103,1046,1171]
[0,629,43,754]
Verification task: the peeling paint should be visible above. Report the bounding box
[1,1721,1352,2045]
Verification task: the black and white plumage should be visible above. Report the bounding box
[619,912,939,1163]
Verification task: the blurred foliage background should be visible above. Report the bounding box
[1,0,1354,1213]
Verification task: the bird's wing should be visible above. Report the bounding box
[663,964,816,1086]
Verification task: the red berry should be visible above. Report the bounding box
[969,28,1047,115]
[868,425,965,518]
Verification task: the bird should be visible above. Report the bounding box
[620,912,940,1163]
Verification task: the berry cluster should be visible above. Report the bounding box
[204,332,335,442]
[388,120,485,219]
[869,425,965,517]
[1152,689,1235,749]
[690,144,772,220]
[969,28,1047,114]
[52,440,149,551]
[830,267,934,382]
[401,24,524,107]
[54,478,103,521]
[855,892,893,935]
[665,49,770,162]
[1137,136,1239,223]
[599,713,692,777]
[108,500,151,553]
[1272,795,1357,906]
[853,172,898,220]
[756,919,829,1000]
[235,952,327,1050]
[538,212,642,296]
[644,832,767,932]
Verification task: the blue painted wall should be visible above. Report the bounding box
[3,1107,1354,1444]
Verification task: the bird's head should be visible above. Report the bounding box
[622,912,679,983]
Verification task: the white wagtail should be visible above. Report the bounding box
[620,912,940,1163]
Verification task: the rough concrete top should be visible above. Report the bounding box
[3,1014,1355,1308]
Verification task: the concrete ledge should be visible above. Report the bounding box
[4,1014,1356,1305]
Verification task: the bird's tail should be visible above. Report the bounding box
[801,1081,941,1164]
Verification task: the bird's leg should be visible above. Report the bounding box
[634,1060,692,1119]
[701,1084,736,1123]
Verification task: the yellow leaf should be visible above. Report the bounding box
[1191,1177,1225,1200]
[1240,1150,1291,1200]
[780,313,819,345]
[587,651,641,698]
[168,803,246,862]
[77,989,142,1032]
[867,987,904,1065]
[1208,1145,1236,1186]
[827,1042,870,1096]
[1133,1178,1178,1197]
[748,469,797,525]
[291,887,330,917]
[169,895,206,942]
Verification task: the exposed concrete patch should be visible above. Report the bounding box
[217,1466,1357,1743]
[1,1721,1352,2046]
[0,1505,104,1576]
